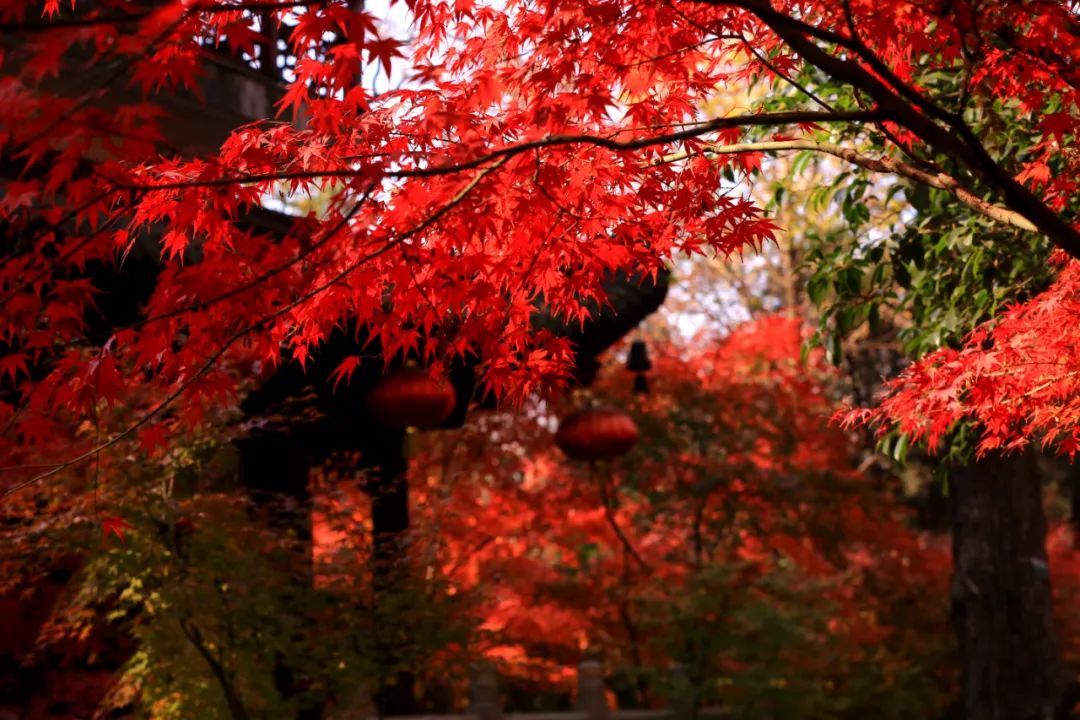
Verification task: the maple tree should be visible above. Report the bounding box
[7,313,1080,717]
[396,316,958,716]
[844,251,1080,457]
[1,0,1079,717]
[0,427,474,718]
[0,0,1077,491]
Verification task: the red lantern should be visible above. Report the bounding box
[555,407,639,461]
[365,368,456,428]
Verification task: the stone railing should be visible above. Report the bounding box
[340,662,727,720]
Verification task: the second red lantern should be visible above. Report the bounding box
[555,407,639,461]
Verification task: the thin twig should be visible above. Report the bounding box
[596,463,651,573]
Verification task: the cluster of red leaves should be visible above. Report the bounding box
[0,0,1076,490]
[384,317,953,697]
[846,255,1080,457]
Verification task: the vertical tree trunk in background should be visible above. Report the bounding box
[948,450,1073,720]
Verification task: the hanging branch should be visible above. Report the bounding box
[595,462,652,573]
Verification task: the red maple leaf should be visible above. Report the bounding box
[101,516,133,544]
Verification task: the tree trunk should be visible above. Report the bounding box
[948,450,1074,720]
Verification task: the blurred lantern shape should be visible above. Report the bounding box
[626,339,652,395]
[626,340,652,372]
[365,367,456,428]
[555,407,639,461]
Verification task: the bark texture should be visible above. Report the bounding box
[949,450,1074,720]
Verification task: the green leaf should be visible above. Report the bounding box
[807,274,829,305]
[893,434,910,464]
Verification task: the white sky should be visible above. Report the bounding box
[359,0,415,94]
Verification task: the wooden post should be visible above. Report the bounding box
[325,683,375,720]
[468,662,502,720]
[666,662,693,719]
[367,429,418,715]
[574,660,610,720]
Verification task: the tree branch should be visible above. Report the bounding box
[661,139,1038,232]
[115,110,881,192]
[178,615,250,720]
[683,0,1080,260]
[597,466,652,574]
[0,160,505,498]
